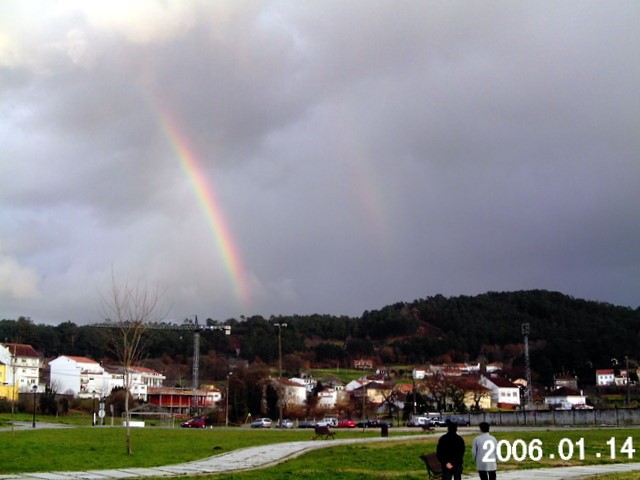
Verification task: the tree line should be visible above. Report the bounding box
[3,289,640,388]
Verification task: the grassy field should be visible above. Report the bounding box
[141,429,640,480]
[0,423,413,473]
[309,367,416,385]
[1,420,639,479]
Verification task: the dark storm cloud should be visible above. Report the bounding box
[1,1,638,324]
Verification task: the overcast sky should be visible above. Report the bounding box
[2,1,639,325]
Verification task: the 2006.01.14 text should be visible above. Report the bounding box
[481,437,636,462]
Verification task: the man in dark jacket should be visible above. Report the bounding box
[436,420,466,480]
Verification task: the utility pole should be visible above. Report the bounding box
[626,356,631,407]
[274,322,287,427]
[192,316,201,413]
[522,323,533,408]
[225,372,232,427]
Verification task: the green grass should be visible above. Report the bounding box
[2,421,640,480]
[310,368,373,383]
[0,424,414,474]
[152,428,640,480]
[142,429,640,480]
[0,412,94,426]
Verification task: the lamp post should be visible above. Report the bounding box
[626,356,631,407]
[99,396,106,426]
[362,381,366,421]
[522,323,533,408]
[92,391,96,426]
[274,322,287,427]
[31,384,37,428]
[225,372,232,427]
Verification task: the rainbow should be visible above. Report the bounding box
[152,104,251,308]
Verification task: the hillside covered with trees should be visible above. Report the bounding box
[3,290,639,387]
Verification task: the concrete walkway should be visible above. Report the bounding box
[1,433,639,480]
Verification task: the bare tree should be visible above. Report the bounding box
[100,272,167,455]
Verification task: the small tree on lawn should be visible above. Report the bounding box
[100,272,167,455]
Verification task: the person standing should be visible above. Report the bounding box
[436,420,466,480]
[472,422,498,480]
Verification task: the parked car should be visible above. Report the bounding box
[250,417,272,428]
[337,419,356,428]
[445,415,470,427]
[406,415,430,427]
[316,417,338,427]
[356,419,392,428]
[180,416,207,428]
[275,419,294,429]
[429,417,447,427]
[298,419,316,428]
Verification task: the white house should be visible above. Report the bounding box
[596,369,615,386]
[316,388,338,410]
[412,369,427,380]
[0,343,41,391]
[134,366,165,388]
[614,370,629,386]
[49,355,104,397]
[289,376,317,393]
[102,365,165,400]
[345,379,368,392]
[544,387,588,410]
[279,379,308,407]
[103,365,125,393]
[479,375,521,408]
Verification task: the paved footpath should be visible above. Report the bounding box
[2,432,640,480]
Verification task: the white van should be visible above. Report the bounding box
[316,417,338,427]
[406,414,430,427]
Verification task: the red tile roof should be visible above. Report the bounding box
[63,355,100,364]
[4,343,39,358]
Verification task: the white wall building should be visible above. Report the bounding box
[280,379,308,407]
[316,388,338,409]
[596,369,615,386]
[134,366,165,388]
[289,376,317,393]
[0,343,41,391]
[50,357,165,399]
[49,355,105,397]
[544,387,588,410]
[345,379,368,392]
[412,369,427,380]
[479,375,521,408]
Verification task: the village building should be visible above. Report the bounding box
[0,343,41,392]
[479,375,521,408]
[544,387,589,410]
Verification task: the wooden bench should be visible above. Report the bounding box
[421,423,434,433]
[312,425,335,440]
[419,453,442,480]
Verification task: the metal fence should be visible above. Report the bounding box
[465,408,640,427]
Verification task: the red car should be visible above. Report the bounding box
[181,416,207,428]
[337,419,356,428]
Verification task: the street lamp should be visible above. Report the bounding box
[274,322,287,427]
[626,356,631,406]
[99,396,106,426]
[522,323,532,408]
[31,384,37,428]
[92,391,96,426]
[225,372,232,427]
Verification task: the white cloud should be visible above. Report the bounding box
[0,256,41,299]
[54,0,196,44]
